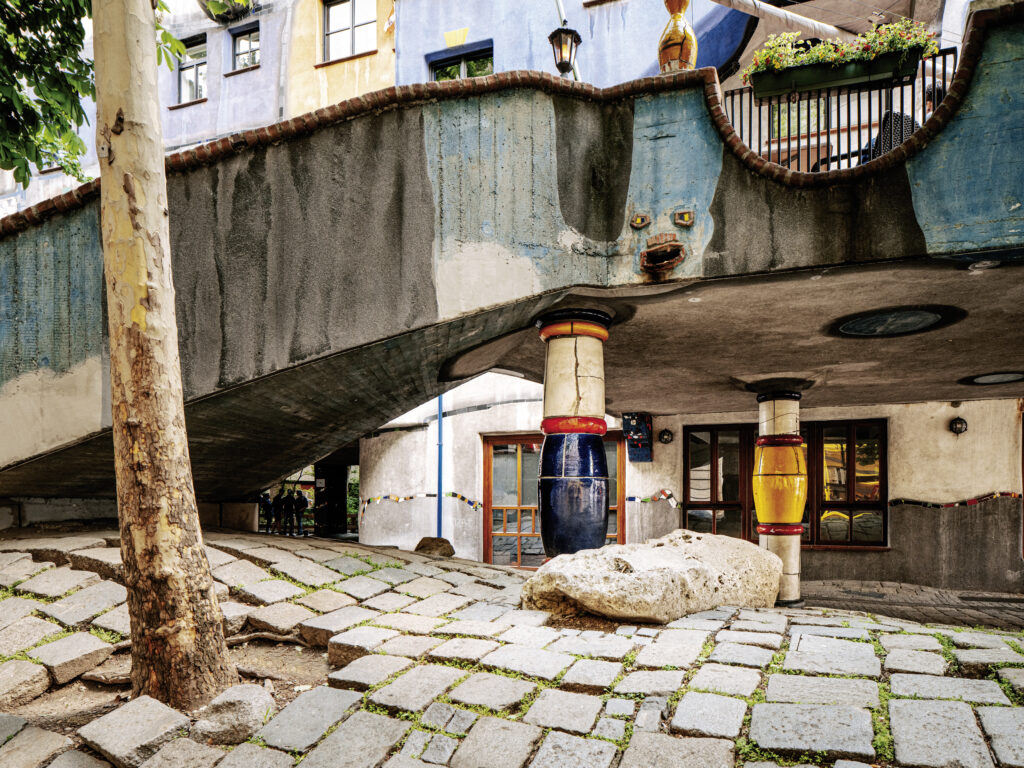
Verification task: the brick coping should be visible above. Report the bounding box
[1,2,1019,240]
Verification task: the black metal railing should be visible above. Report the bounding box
[723,47,958,172]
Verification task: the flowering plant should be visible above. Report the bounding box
[742,20,939,85]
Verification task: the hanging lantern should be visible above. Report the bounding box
[949,416,968,436]
[548,27,582,77]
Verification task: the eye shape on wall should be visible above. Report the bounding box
[674,209,695,228]
[630,214,651,230]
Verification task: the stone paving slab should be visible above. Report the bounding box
[790,626,869,642]
[890,699,995,768]
[378,634,444,657]
[78,695,190,768]
[614,670,685,695]
[451,602,511,623]
[560,659,622,693]
[42,580,127,626]
[765,674,879,707]
[218,602,252,636]
[15,566,100,599]
[688,663,760,697]
[635,636,703,669]
[0,713,27,744]
[0,551,30,569]
[709,642,775,668]
[0,596,44,631]
[450,717,541,768]
[236,579,305,605]
[14,536,107,564]
[619,732,734,768]
[202,546,236,569]
[436,619,504,638]
[67,549,123,582]
[889,672,1011,704]
[978,707,1024,768]
[605,698,635,717]
[884,648,948,675]
[325,556,372,576]
[372,567,418,586]
[480,644,574,681]
[92,603,131,638]
[0,658,51,706]
[296,588,357,613]
[523,689,603,734]
[403,593,472,617]
[422,733,458,764]
[529,730,617,768]
[247,602,315,634]
[0,615,63,656]
[235,547,294,568]
[139,738,223,768]
[449,672,535,711]
[361,591,417,612]
[670,692,746,738]
[302,710,409,768]
[428,637,499,663]
[30,632,112,684]
[998,667,1024,694]
[0,725,72,767]
[953,646,1024,673]
[211,560,270,588]
[257,685,362,752]
[783,635,881,678]
[495,625,561,648]
[50,750,114,768]
[373,613,448,635]
[0,559,54,588]
[369,664,465,714]
[335,575,391,600]
[944,631,1013,649]
[329,654,413,690]
[215,743,293,768]
[879,633,943,651]
[299,605,380,646]
[749,704,875,760]
[546,633,633,660]
[401,577,452,598]
[715,630,783,649]
[328,626,400,665]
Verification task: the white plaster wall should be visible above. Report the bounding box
[0,356,110,469]
[18,497,117,525]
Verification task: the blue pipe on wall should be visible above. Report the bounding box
[436,394,443,538]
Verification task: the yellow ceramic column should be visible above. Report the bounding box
[752,392,807,605]
[659,0,698,73]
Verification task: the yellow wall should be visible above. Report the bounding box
[287,0,395,118]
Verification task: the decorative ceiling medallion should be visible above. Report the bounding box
[828,305,966,338]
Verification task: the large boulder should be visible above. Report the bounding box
[414,537,455,557]
[521,530,782,623]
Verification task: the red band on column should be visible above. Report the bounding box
[756,435,805,446]
[757,524,805,535]
[538,321,610,342]
[541,416,608,435]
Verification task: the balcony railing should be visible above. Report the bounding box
[723,47,959,172]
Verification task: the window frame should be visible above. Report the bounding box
[482,432,625,568]
[682,419,888,549]
[177,35,208,105]
[230,23,261,71]
[425,39,494,83]
[322,0,377,65]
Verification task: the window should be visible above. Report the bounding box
[683,420,887,547]
[484,434,624,567]
[233,26,260,70]
[323,0,376,62]
[178,37,207,103]
[432,52,494,82]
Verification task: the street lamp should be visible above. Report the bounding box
[548,26,581,78]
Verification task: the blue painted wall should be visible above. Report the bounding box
[907,25,1024,257]
[395,0,753,87]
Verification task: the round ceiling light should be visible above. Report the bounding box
[829,305,966,338]
[959,371,1024,386]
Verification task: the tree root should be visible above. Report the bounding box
[225,631,309,648]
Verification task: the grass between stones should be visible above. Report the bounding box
[90,626,123,644]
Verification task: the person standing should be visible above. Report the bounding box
[271,488,285,534]
[258,492,272,533]
[295,490,309,536]
[283,490,297,536]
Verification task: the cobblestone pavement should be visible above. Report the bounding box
[1,528,1023,768]
[805,580,1024,631]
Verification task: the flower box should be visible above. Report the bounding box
[750,47,924,99]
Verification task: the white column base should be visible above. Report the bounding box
[765,533,801,604]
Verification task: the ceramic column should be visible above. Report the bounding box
[536,309,613,557]
[752,392,807,605]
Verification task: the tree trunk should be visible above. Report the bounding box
[93,0,238,709]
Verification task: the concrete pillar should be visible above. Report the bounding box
[536,309,613,558]
[753,392,807,606]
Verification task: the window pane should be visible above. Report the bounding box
[492,446,517,506]
[327,1,351,32]
[521,444,540,507]
[687,508,714,534]
[327,31,352,60]
[433,62,460,81]
[184,43,206,62]
[505,509,518,534]
[521,537,545,567]
[492,536,515,565]
[819,509,850,543]
[353,0,375,25]
[717,508,743,538]
[492,509,503,533]
[855,425,882,502]
[181,67,196,102]
[606,511,617,537]
[466,55,493,78]
[354,22,376,54]
[718,431,741,502]
[852,509,884,544]
[822,426,848,501]
[688,432,711,502]
[604,442,617,504]
[196,63,206,99]
[522,510,535,534]
[236,36,250,54]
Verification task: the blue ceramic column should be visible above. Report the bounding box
[536,309,613,557]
